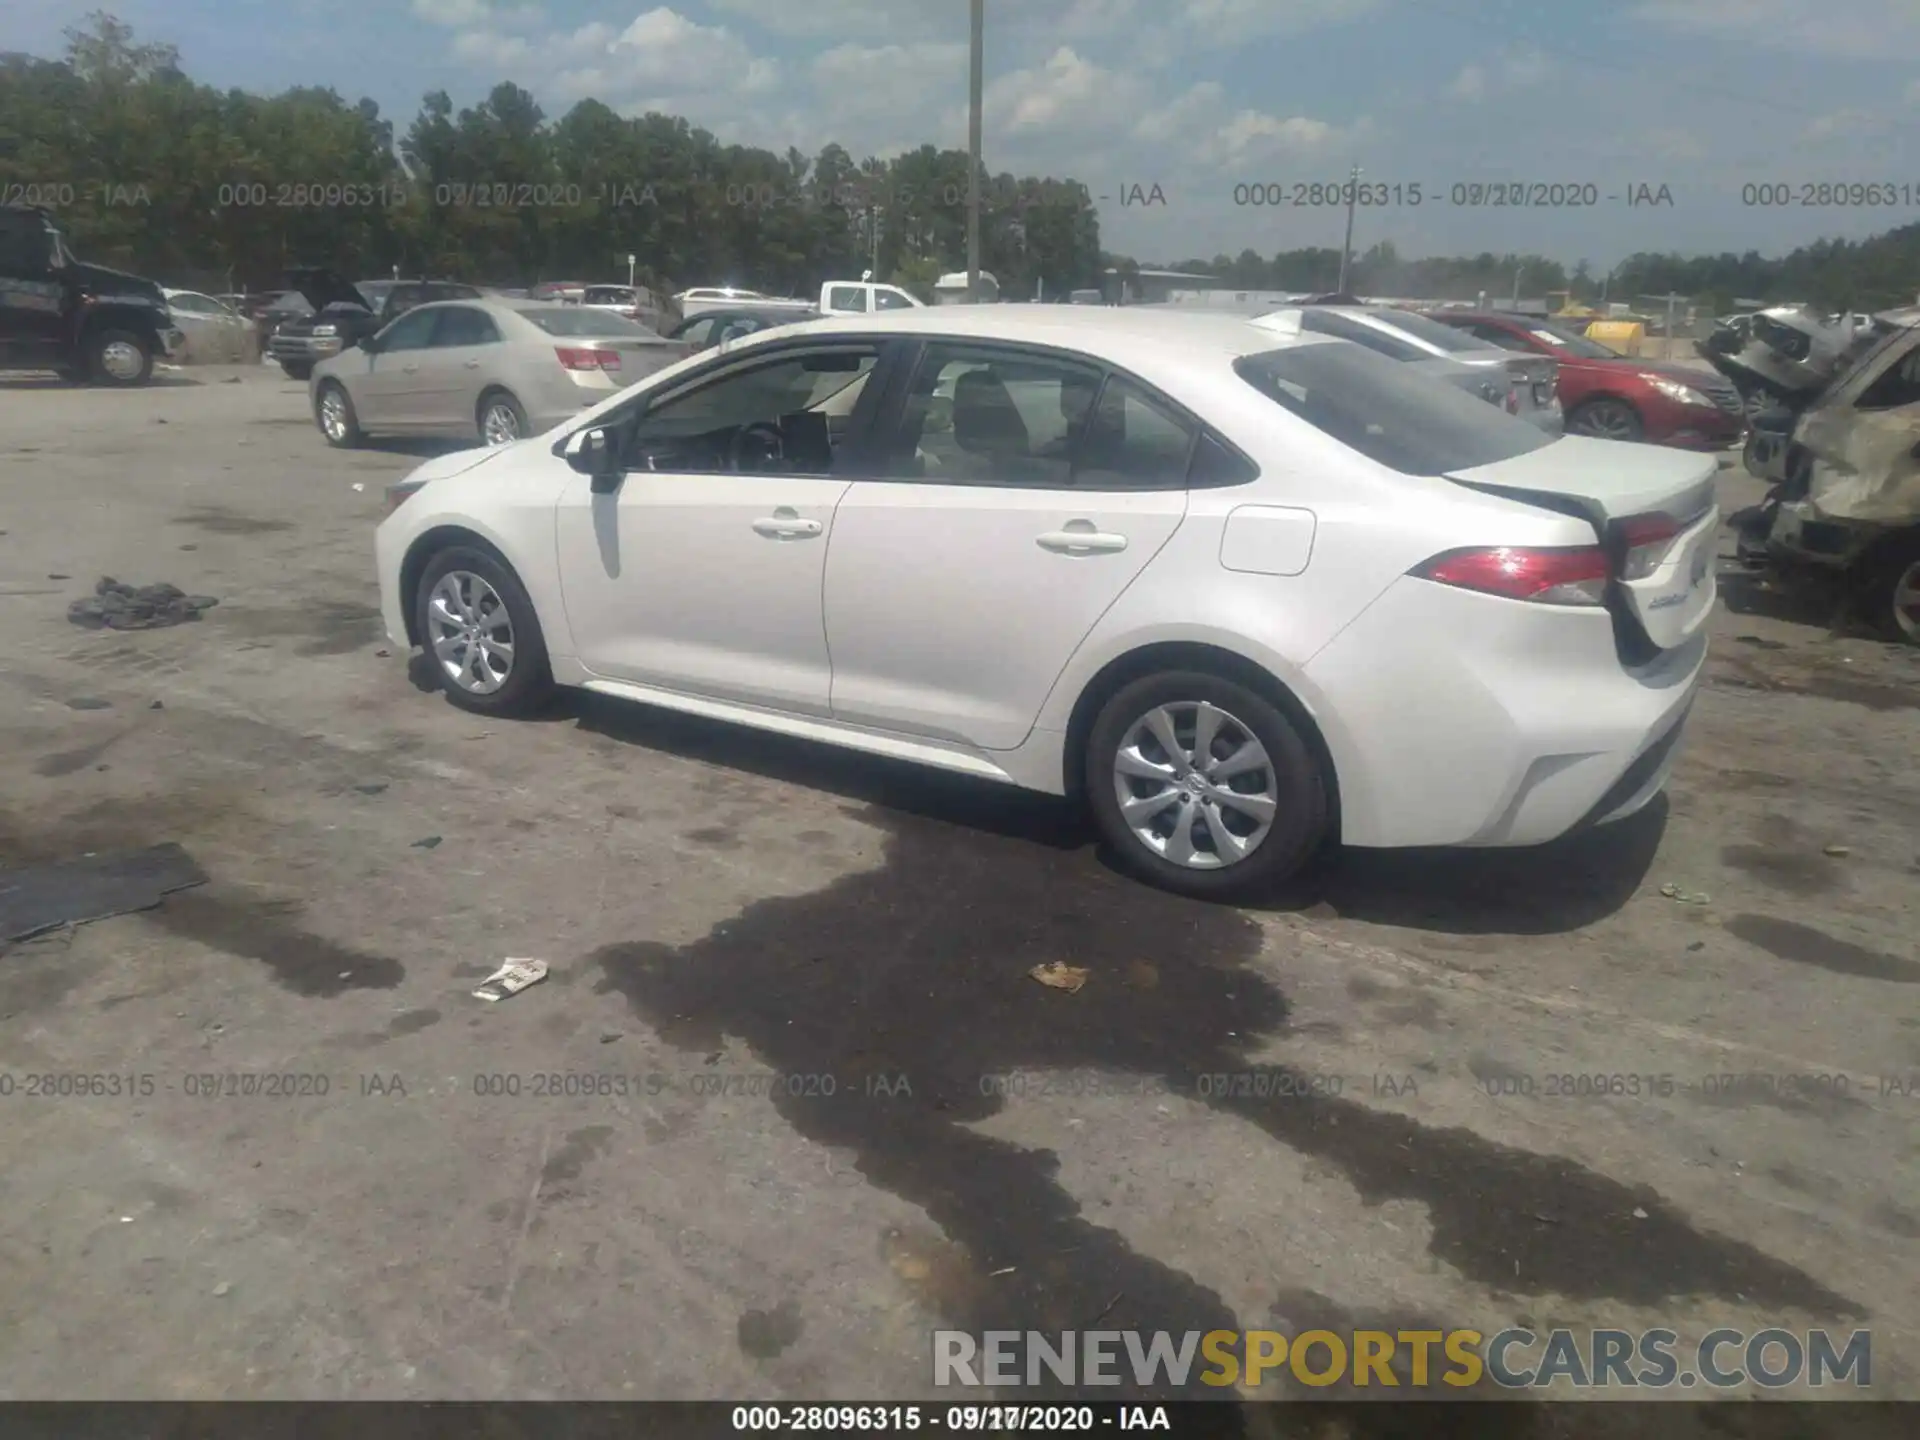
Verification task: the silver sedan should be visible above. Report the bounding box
[310,299,690,448]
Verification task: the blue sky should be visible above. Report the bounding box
[6,0,1919,267]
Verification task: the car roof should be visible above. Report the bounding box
[766,305,1309,361]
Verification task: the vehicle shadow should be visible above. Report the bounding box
[560,690,1662,937]
[0,371,203,389]
[1718,566,1852,630]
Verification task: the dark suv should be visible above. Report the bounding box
[0,204,184,385]
[267,269,480,379]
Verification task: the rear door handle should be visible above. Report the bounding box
[752,507,823,539]
[1037,526,1127,555]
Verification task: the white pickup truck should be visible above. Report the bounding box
[675,280,924,320]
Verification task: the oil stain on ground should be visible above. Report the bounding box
[212,600,383,657]
[143,890,404,995]
[170,507,293,535]
[736,1298,804,1359]
[591,796,1858,1405]
[1725,914,1920,984]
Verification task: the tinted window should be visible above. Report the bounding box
[1298,309,1429,362]
[625,345,880,476]
[1072,376,1197,489]
[356,281,399,310]
[584,287,634,305]
[426,284,481,302]
[1235,341,1554,476]
[514,307,653,336]
[675,317,716,346]
[1187,430,1259,487]
[0,215,54,270]
[874,288,915,310]
[377,308,440,351]
[433,306,500,346]
[885,344,1104,486]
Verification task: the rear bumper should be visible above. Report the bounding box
[1301,576,1706,848]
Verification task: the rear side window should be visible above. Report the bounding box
[1235,342,1554,476]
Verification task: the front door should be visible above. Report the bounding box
[824,341,1195,750]
[0,212,68,361]
[554,337,890,715]
[411,304,501,436]
[354,306,442,425]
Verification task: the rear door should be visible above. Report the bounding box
[823,340,1194,750]
[1445,436,1720,649]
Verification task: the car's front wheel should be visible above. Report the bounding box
[1863,532,1920,646]
[1085,670,1329,901]
[316,381,363,448]
[413,546,556,716]
[1567,398,1644,442]
[86,328,154,386]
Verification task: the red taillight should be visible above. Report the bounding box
[1413,546,1610,606]
[555,346,619,371]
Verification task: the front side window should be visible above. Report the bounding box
[874,288,915,310]
[623,344,881,476]
[0,217,55,271]
[1236,340,1554,476]
[432,306,500,347]
[169,293,214,313]
[377,307,441,351]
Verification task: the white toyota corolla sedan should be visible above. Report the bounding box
[374,306,1717,900]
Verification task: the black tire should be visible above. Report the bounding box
[314,380,363,448]
[1567,397,1644,443]
[85,327,153,386]
[1860,531,1920,647]
[1084,670,1330,901]
[280,361,313,381]
[477,388,530,446]
[413,545,555,717]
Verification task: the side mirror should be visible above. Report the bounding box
[565,425,622,491]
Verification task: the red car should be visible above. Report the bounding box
[1423,311,1747,449]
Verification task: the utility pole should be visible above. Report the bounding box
[1512,264,1524,309]
[1335,164,1360,293]
[967,0,983,303]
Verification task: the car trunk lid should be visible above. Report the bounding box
[1444,435,1720,649]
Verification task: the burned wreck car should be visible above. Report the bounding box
[1709,306,1920,644]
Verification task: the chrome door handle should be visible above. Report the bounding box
[752,507,823,539]
[1037,527,1127,554]
[464,360,480,369]
[402,364,419,373]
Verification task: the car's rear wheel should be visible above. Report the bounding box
[316,381,363,448]
[413,546,555,716]
[1085,671,1329,901]
[87,328,153,386]
[478,389,529,446]
[1567,397,1644,442]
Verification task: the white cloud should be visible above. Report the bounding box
[1802,106,1884,139]
[704,0,951,39]
[1178,0,1383,39]
[1445,64,1486,101]
[1500,44,1552,86]
[1196,109,1357,168]
[1905,77,1920,103]
[1631,0,1920,60]
[1444,46,1551,101]
[412,0,541,28]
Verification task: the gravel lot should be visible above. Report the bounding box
[1,362,1917,1416]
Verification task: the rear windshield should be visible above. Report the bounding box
[1363,307,1500,354]
[1235,342,1554,476]
[514,307,653,336]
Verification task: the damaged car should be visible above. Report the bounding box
[1719,307,1920,644]
[267,269,480,380]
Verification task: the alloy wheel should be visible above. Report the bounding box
[319,388,349,441]
[1111,701,1277,868]
[482,401,523,446]
[1572,401,1639,440]
[426,570,515,694]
